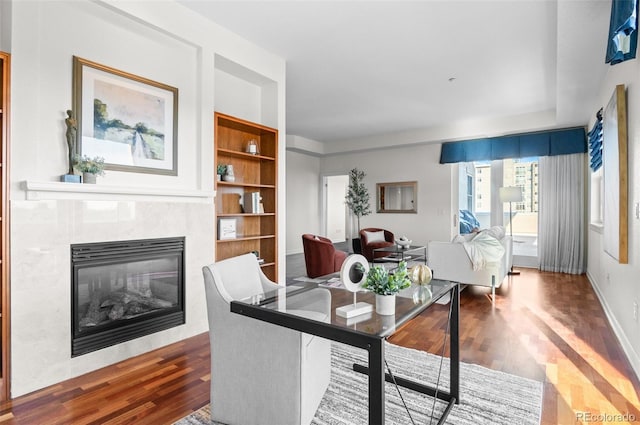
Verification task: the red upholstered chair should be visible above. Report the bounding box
[302,234,348,278]
[360,228,395,261]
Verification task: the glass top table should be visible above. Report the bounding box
[231,279,460,425]
[372,244,427,265]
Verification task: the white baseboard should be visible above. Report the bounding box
[512,255,538,268]
[586,271,640,382]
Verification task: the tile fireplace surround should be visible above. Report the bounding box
[10,187,213,396]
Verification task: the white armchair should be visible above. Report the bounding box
[202,253,331,425]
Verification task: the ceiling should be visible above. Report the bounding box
[178,0,611,147]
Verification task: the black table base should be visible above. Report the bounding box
[353,363,456,425]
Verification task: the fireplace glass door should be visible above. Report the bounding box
[72,237,185,356]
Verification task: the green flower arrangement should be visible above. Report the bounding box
[362,261,411,295]
[217,164,227,176]
[74,154,106,176]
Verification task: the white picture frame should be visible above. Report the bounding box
[218,218,237,240]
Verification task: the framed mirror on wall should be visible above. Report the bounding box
[602,84,628,264]
[376,181,417,213]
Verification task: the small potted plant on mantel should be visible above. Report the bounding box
[362,261,411,315]
[74,154,105,184]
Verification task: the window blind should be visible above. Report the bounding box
[588,110,603,172]
[606,0,638,65]
[439,127,586,164]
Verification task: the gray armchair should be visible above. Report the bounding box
[202,253,331,425]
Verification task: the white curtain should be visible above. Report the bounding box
[538,153,586,274]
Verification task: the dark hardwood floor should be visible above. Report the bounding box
[0,267,638,424]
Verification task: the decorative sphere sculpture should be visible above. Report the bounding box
[409,264,432,286]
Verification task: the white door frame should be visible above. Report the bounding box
[321,174,349,243]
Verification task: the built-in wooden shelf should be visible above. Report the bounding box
[217,213,275,217]
[1,52,8,400]
[217,234,275,242]
[214,112,278,281]
[217,148,275,162]
[217,181,275,189]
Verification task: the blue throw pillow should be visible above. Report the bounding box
[459,210,480,234]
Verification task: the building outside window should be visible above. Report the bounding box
[462,157,539,261]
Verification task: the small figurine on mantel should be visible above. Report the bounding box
[61,109,81,183]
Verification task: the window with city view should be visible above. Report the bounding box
[461,157,539,260]
[503,157,539,239]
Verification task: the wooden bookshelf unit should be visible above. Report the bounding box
[214,112,278,281]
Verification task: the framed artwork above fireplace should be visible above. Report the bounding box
[72,56,179,175]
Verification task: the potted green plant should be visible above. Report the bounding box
[345,167,371,254]
[217,164,227,181]
[74,154,105,184]
[362,261,411,315]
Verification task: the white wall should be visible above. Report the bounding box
[11,1,201,190]
[285,150,321,254]
[0,0,10,52]
[8,0,286,396]
[320,144,456,248]
[587,59,640,378]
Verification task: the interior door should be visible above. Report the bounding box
[323,175,349,243]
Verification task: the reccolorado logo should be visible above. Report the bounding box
[575,411,636,423]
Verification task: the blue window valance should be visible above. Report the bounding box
[606,0,638,65]
[439,127,586,164]
[588,110,603,172]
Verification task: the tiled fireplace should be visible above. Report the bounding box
[71,237,185,357]
[11,193,213,397]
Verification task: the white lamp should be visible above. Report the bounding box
[499,186,523,275]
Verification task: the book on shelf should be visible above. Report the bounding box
[244,191,262,214]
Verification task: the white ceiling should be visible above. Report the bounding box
[178,0,611,146]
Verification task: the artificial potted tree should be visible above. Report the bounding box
[74,154,105,184]
[362,261,411,315]
[345,167,371,254]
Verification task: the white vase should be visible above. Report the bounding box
[223,164,235,182]
[375,294,396,315]
[83,172,96,184]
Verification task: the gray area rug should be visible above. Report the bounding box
[175,342,543,425]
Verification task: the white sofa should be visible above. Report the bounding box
[428,233,513,297]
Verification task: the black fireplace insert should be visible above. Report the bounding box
[71,237,185,357]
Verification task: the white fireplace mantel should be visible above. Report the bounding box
[23,181,216,203]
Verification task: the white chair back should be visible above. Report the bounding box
[207,253,266,303]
